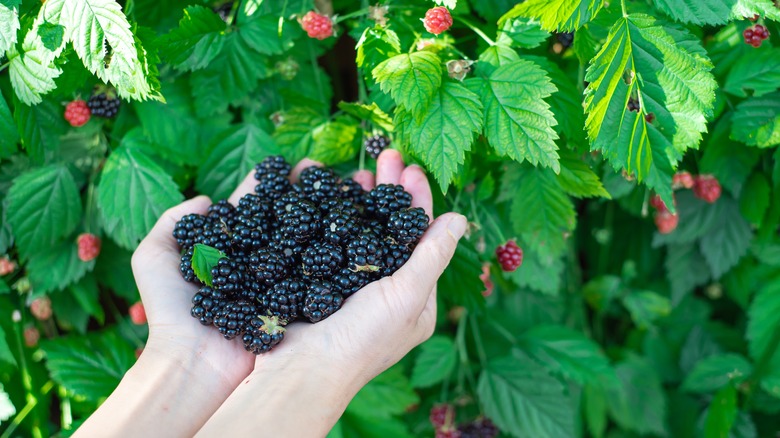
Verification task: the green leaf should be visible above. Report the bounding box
[356,26,401,74]
[0,0,20,57]
[622,290,671,329]
[433,0,456,8]
[27,240,94,293]
[309,117,359,166]
[272,108,325,165]
[731,91,780,148]
[396,81,482,191]
[528,55,587,149]
[654,0,780,25]
[41,330,136,402]
[682,353,753,393]
[497,17,550,49]
[724,48,780,98]
[95,240,138,302]
[97,145,183,250]
[699,197,752,278]
[13,99,67,164]
[478,354,574,438]
[583,384,607,438]
[191,244,225,287]
[336,412,414,438]
[158,5,227,71]
[0,92,18,159]
[439,240,485,310]
[606,355,667,436]
[337,102,394,132]
[476,44,520,77]
[50,288,90,333]
[746,281,780,368]
[372,52,442,120]
[347,365,418,419]
[740,172,770,226]
[410,336,457,388]
[467,60,560,172]
[37,22,65,52]
[519,325,616,387]
[7,165,81,258]
[700,113,761,196]
[69,274,105,324]
[704,385,738,438]
[500,0,605,32]
[556,153,610,198]
[652,191,723,246]
[0,325,16,369]
[238,14,293,56]
[584,14,716,208]
[196,123,276,200]
[508,248,565,296]
[665,243,711,305]
[503,165,576,259]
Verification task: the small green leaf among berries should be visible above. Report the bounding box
[191,244,227,286]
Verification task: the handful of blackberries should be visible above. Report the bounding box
[173,156,429,354]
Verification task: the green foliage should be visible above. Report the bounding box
[191,244,225,287]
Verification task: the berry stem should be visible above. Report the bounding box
[307,40,327,117]
[458,16,495,46]
[469,313,488,368]
[621,0,628,16]
[0,62,8,73]
[333,7,370,24]
[59,386,73,432]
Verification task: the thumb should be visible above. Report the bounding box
[392,213,468,293]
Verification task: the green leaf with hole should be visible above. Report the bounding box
[192,244,226,287]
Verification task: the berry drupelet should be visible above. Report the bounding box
[693,174,722,203]
[364,135,390,159]
[64,100,91,127]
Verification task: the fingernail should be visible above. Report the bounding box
[447,214,467,240]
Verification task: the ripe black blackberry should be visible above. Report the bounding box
[302,282,344,323]
[190,286,224,326]
[242,315,286,354]
[249,248,289,284]
[255,155,291,179]
[365,184,412,218]
[387,207,429,245]
[173,214,209,249]
[323,208,360,244]
[254,156,293,200]
[364,135,390,159]
[272,192,302,219]
[207,200,237,228]
[279,200,321,243]
[211,258,247,295]
[457,418,499,438]
[232,194,274,251]
[298,166,340,203]
[331,267,371,298]
[180,248,196,282]
[269,229,305,258]
[346,232,382,272]
[199,219,232,252]
[555,32,574,48]
[261,278,306,323]
[320,197,359,216]
[302,241,345,277]
[213,299,257,340]
[381,243,411,276]
[87,92,121,118]
[337,178,366,201]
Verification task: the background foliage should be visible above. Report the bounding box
[1,0,780,436]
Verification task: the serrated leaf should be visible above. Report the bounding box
[665,243,711,305]
[433,0,456,8]
[699,197,752,278]
[7,165,81,258]
[69,274,105,324]
[500,0,605,32]
[356,26,401,74]
[8,44,63,106]
[37,22,64,52]
[372,52,442,120]
[508,248,565,296]
[478,354,574,438]
[338,102,394,132]
[0,93,18,159]
[97,145,183,250]
[191,244,225,286]
[196,123,276,200]
[622,290,671,329]
[439,240,485,310]
[731,91,780,148]
[467,60,560,171]
[95,240,138,302]
[239,14,294,55]
[13,99,67,164]
[652,191,722,247]
[309,117,359,165]
[0,325,16,369]
[503,165,575,259]
[272,108,325,165]
[41,330,135,402]
[27,240,94,293]
[528,55,587,149]
[746,280,780,367]
[50,288,90,333]
[395,81,482,192]
[348,365,418,419]
[0,0,20,56]
[556,153,609,198]
[158,5,227,71]
[704,385,738,438]
[584,15,716,208]
[337,412,414,438]
[724,48,780,98]
[497,18,550,49]
[607,355,667,436]
[682,354,752,393]
[700,113,761,196]
[584,384,607,438]
[410,336,457,388]
[476,44,520,78]
[654,0,780,25]
[740,172,770,226]
[519,325,616,387]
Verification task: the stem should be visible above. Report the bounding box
[488,320,518,345]
[0,381,54,438]
[470,314,488,368]
[59,386,72,432]
[458,17,495,46]
[0,62,8,73]
[334,7,370,23]
[744,325,780,403]
[307,41,328,117]
[621,0,628,16]
[481,207,509,244]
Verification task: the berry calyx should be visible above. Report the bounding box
[30,297,52,321]
[77,233,102,262]
[743,24,770,47]
[129,302,147,325]
[64,100,91,127]
[672,171,695,190]
[654,210,679,234]
[496,240,523,272]
[301,11,333,40]
[423,7,453,35]
[693,175,722,203]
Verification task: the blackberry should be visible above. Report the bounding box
[556,32,574,48]
[323,208,360,244]
[337,178,366,201]
[365,184,412,219]
[207,200,237,228]
[302,281,343,323]
[179,248,196,282]
[346,232,382,272]
[211,258,247,295]
[302,241,345,278]
[254,156,292,200]
[213,299,257,340]
[381,243,411,276]
[272,192,302,219]
[255,155,291,179]
[279,200,321,243]
[269,229,305,258]
[242,315,286,354]
[331,267,371,298]
[387,207,428,245]
[231,194,274,251]
[190,286,224,326]
[199,219,232,252]
[261,278,306,322]
[320,197,359,216]
[173,214,209,249]
[364,135,390,159]
[457,418,499,438]
[249,248,289,283]
[87,92,121,118]
[298,166,340,203]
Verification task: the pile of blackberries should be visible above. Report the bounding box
[173,156,429,354]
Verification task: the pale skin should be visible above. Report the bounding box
[75,150,467,437]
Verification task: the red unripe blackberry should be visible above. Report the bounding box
[64,100,91,127]
[24,326,40,347]
[744,24,770,47]
[430,404,456,428]
[77,233,101,262]
[129,302,147,325]
[0,256,17,276]
[30,297,52,321]
[650,194,670,212]
[693,175,722,203]
[672,171,695,190]
[423,7,453,35]
[301,11,333,40]
[654,210,679,234]
[496,240,523,272]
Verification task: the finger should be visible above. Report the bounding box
[392,213,467,296]
[400,165,433,221]
[228,171,257,205]
[290,159,322,183]
[375,149,405,185]
[352,170,375,191]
